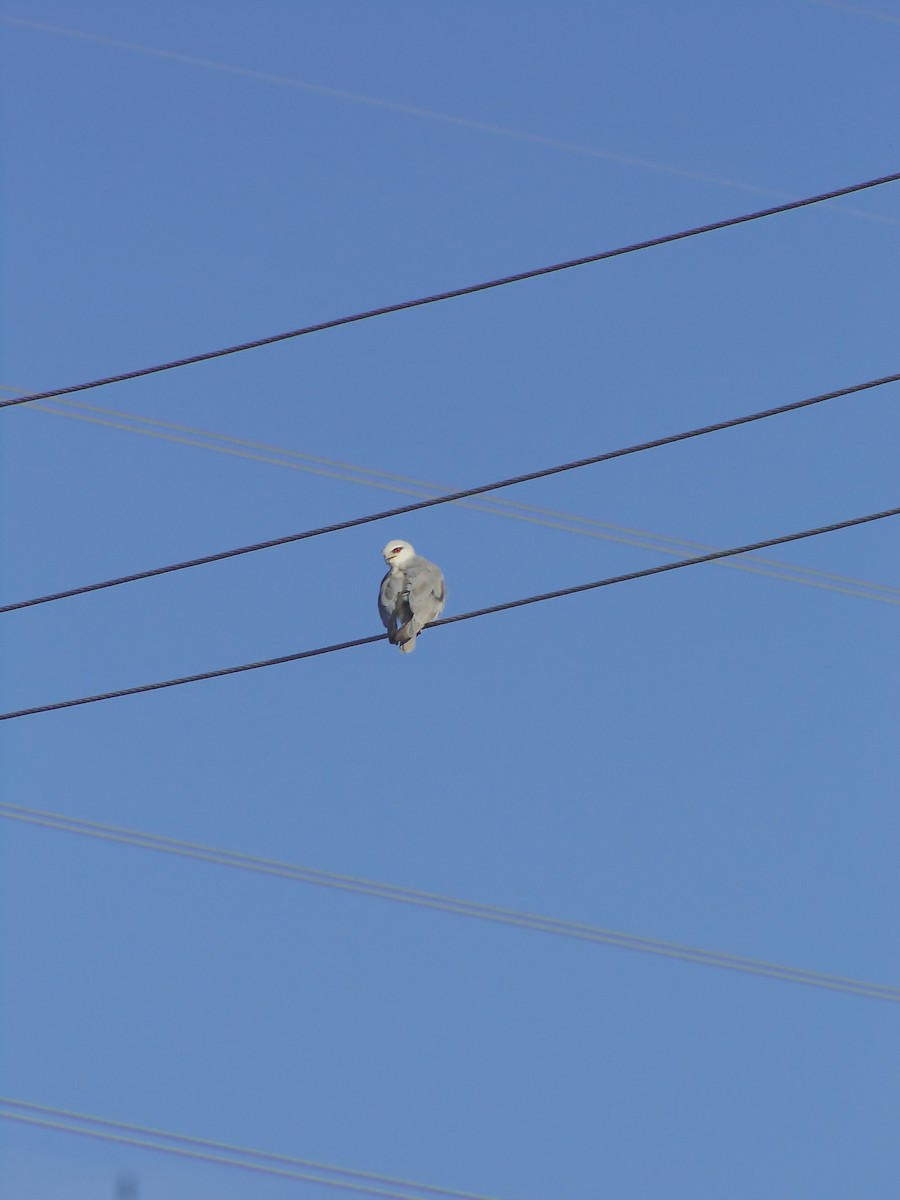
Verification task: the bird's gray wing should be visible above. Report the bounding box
[403,557,446,634]
[378,570,408,634]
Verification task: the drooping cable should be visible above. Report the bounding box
[3,369,898,615]
[2,502,898,722]
[2,171,899,412]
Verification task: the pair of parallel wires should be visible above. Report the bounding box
[0,1097,500,1200]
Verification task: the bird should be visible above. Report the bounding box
[378,539,446,653]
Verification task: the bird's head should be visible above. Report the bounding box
[382,539,415,567]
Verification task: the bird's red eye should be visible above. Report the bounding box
[392,547,402,553]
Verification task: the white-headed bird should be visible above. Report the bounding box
[378,539,446,653]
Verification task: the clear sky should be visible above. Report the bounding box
[2,2,899,1197]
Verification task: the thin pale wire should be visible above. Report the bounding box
[0,1098,496,1200]
[0,1110,472,1200]
[10,388,900,607]
[0,11,885,226]
[810,0,900,27]
[1,804,897,1002]
[1,502,898,723]
[3,369,899,615]
[3,14,900,227]
[2,171,900,412]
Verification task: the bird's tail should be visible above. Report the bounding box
[392,619,418,652]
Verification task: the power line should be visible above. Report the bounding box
[2,502,898,722]
[0,1098,495,1200]
[2,802,897,1002]
[810,0,900,27]
[2,172,899,413]
[3,369,898,615]
[9,387,900,607]
[0,1110,489,1200]
[6,13,900,225]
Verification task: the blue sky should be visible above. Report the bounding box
[2,2,899,1197]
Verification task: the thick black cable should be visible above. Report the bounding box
[2,170,899,413]
[3,370,898,615]
[2,503,897,722]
